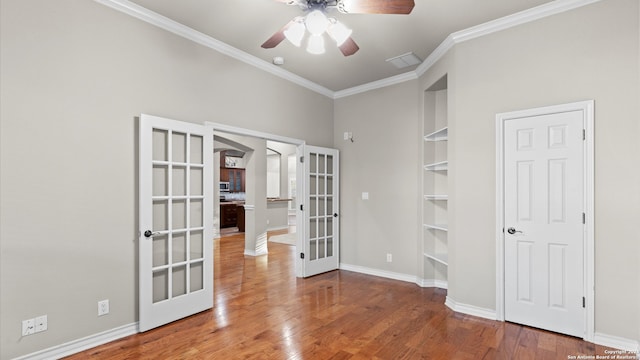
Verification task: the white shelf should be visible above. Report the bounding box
[424,194,448,201]
[424,252,448,266]
[424,127,448,142]
[424,160,448,171]
[424,224,448,232]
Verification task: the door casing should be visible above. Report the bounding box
[495,100,594,341]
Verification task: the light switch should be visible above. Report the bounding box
[362,192,369,200]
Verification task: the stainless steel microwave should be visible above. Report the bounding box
[219,182,230,191]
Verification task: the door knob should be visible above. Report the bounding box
[507,227,523,235]
[143,230,159,238]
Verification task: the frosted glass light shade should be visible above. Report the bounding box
[305,10,329,36]
[284,21,305,47]
[306,35,325,54]
[327,20,352,46]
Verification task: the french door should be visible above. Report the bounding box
[502,106,586,337]
[300,145,340,277]
[139,114,213,332]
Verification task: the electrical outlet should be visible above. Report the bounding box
[386,253,392,262]
[98,299,109,316]
[22,319,35,336]
[35,315,47,333]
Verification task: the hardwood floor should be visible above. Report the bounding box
[65,232,613,359]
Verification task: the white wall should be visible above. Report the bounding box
[0,0,333,358]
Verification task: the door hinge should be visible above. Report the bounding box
[300,204,304,211]
[582,212,586,224]
[300,252,305,259]
[300,156,304,163]
[583,129,586,140]
[582,296,586,308]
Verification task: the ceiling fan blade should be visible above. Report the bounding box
[261,21,294,49]
[339,37,359,56]
[341,0,415,14]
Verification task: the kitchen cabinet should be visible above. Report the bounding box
[220,203,238,228]
[220,202,246,230]
[220,167,245,192]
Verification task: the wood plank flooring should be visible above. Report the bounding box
[65,232,614,359]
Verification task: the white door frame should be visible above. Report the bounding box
[495,100,594,341]
[206,122,307,277]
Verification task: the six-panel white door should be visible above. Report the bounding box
[503,110,585,337]
[139,114,213,332]
[302,145,340,277]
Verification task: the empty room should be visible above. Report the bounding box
[1,0,639,359]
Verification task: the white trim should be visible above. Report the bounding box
[208,122,305,146]
[93,0,334,98]
[340,263,419,284]
[593,333,640,353]
[333,72,418,99]
[444,297,497,321]
[13,323,138,360]
[495,100,595,341]
[267,225,290,232]
[416,277,448,289]
[94,0,603,98]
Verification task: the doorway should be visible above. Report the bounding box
[495,100,594,341]
[208,122,341,278]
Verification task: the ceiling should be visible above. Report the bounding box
[127,0,554,91]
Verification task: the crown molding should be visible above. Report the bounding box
[95,0,603,99]
[415,0,603,79]
[94,0,334,98]
[333,71,418,99]
[340,0,603,97]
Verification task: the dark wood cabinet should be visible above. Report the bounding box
[220,167,245,192]
[220,168,229,183]
[220,203,245,230]
[236,205,245,232]
[220,203,238,228]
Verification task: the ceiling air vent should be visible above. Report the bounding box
[386,52,422,69]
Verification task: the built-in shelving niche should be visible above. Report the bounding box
[422,75,448,289]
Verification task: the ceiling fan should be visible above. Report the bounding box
[261,0,415,56]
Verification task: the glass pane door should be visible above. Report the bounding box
[303,145,339,277]
[139,114,213,332]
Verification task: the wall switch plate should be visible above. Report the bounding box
[98,299,110,316]
[35,315,47,333]
[386,253,393,262]
[362,192,369,200]
[22,319,35,336]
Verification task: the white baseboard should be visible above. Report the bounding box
[594,332,640,353]
[13,323,138,360]
[267,225,289,232]
[444,296,497,321]
[339,263,418,284]
[416,277,448,289]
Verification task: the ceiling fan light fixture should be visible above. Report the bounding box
[306,34,325,54]
[327,19,352,46]
[305,10,329,36]
[284,20,305,47]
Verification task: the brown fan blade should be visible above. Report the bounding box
[261,21,294,49]
[339,37,359,56]
[341,0,415,14]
